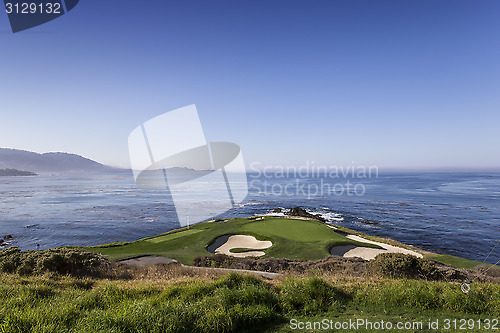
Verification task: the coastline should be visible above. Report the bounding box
[2,173,499,265]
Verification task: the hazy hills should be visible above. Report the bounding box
[0,148,122,174]
[0,168,37,176]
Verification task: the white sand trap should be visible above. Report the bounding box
[331,234,423,261]
[214,235,272,258]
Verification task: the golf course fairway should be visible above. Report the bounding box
[86,217,381,264]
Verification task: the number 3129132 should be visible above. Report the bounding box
[5,3,62,14]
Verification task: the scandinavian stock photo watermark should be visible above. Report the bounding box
[249,161,379,199]
[128,105,248,227]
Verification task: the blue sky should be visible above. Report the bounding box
[1,0,499,170]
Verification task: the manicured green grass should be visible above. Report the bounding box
[86,217,380,264]
[145,228,203,243]
[86,217,488,270]
[0,273,498,333]
[425,254,486,270]
[229,248,261,253]
[242,219,337,242]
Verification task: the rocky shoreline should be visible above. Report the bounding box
[271,206,326,222]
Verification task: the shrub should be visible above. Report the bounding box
[370,253,441,280]
[0,247,109,277]
[279,277,350,315]
[193,254,240,268]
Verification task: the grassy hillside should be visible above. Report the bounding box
[0,272,498,333]
[86,217,380,264]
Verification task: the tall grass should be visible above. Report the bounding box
[352,279,500,315]
[0,272,498,332]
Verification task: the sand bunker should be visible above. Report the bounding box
[209,235,272,258]
[331,234,423,261]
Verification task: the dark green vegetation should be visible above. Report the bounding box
[0,247,109,277]
[228,248,259,253]
[0,272,498,333]
[371,253,442,280]
[87,217,380,264]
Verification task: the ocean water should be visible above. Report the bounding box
[0,172,499,265]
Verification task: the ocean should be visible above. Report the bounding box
[1,171,499,265]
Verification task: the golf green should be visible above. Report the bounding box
[87,217,380,264]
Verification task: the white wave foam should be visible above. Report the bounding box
[264,207,287,217]
[265,207,344,222]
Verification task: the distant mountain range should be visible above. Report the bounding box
[0,148,123,174]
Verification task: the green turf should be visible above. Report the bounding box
[241,219,340,242]
[85,216,485,270]
[86,217,380,264]
[229,248,262,253]
[145,228,203,243]
[424,254,485,270]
